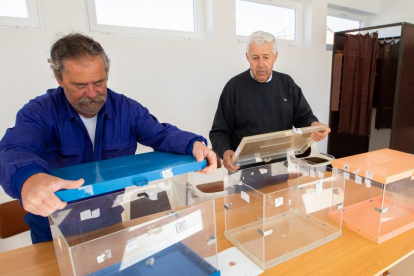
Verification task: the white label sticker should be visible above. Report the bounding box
[175,221,187,234]
[241,191,250,203]
[148,192,158,201]
[344,172,350,180]
[78,185,94,196]
[288,199,292,206]
[275,197,284,207]
[318,171,324,179]
[293,126,302,134]
[80,208,100,221]
[310,169,316,178]
[353,169,361,174]
[259,168,268,174]
[365,179,372,188]
[355,175,362,184]
[316,180,323,196]
[255,157,263,163]
[365,171,373,180]
[344,164,350,172]
[161,169,174,179]
[97,250,112,264]
[125,239,139,253]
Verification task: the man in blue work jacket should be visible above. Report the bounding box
[0,33,217,244]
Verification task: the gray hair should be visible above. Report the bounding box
[246,30,278,55]
[48,33,110,80]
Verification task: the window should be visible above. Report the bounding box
[0,0,41,28]
[86,0,204,39]
[235,0,302,46]
[326,8,366,50]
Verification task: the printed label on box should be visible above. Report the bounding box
[241,191,250,203]
[344,172,350,180]
[293,126,302,134]
[316,180,323,196]
[355,175,362,184]
[310,169,316,178]
[344,164,350,172]
[161,169,174,179]
[80,208,100,221]
[97,250,112,264]
[365,179,371,188]
[125,239,139,253]
[365,171,373,180]
[175,221,187,234]
[353,169,361,174]
[275,197,284,207]
[318,171,324,179]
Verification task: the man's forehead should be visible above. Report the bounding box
[249,42,273,54]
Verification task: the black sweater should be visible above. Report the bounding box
[210,70,318,159]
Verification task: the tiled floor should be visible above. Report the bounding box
[390,253,414,276]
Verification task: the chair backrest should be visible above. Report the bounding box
[0,200,30,239]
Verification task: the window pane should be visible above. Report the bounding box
[236,0,296,40]
[0,0,28,18]
[326,16,361,45]
[95,0,195,32]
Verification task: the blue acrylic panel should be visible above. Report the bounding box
[87,242,220,276]
[53,151,206,202]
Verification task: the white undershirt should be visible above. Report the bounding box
[79,114,97,149]
[250,70,273,83]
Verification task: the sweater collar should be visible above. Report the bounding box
[250,70,273,83]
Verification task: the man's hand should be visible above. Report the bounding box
[21,173,84,217]
[192,141,217,174]
[311,121,331,142]
[223,150,240,172]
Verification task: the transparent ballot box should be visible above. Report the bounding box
[49,151,220,276]
[330,149,414,244]
[224,126,344,270]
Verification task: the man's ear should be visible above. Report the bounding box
[54,71,63,86]
[273,52,278,63]
[246,52,249,61]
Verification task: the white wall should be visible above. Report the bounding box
[368,0,414,27]
[0,0,380,204]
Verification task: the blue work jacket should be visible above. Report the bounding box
[0,87,206,243]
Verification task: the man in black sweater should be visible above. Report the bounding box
[210,30,330,172]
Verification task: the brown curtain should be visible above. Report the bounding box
[374,40,399,129]
[338,33,378,137]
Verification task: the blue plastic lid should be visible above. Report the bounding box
[53,151,206,202]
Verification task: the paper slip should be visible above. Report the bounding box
[216,247,263,276]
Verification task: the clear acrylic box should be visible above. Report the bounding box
[49,152,220,276]
[330,148,414,244]
[224,126,344,270]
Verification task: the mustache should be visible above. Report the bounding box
[78,94,106,105]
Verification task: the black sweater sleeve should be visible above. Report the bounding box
[291,81,319,127]
[209,84,233,159]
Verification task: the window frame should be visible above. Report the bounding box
[326,8,367,50]
[86,0,205,40]
[235,0,303,47]
[0,0,42,28]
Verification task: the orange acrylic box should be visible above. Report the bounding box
[330,149,414,244]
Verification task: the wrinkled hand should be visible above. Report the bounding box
[21,173,84,217]
[192,141,217,174]
[223,150,240,172]
[311,122,331,142]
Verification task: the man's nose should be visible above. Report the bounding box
[85,84,98,98]
[258,58,265,67]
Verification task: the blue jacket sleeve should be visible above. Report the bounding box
[130,100,207,155]
[0,100,51,199]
